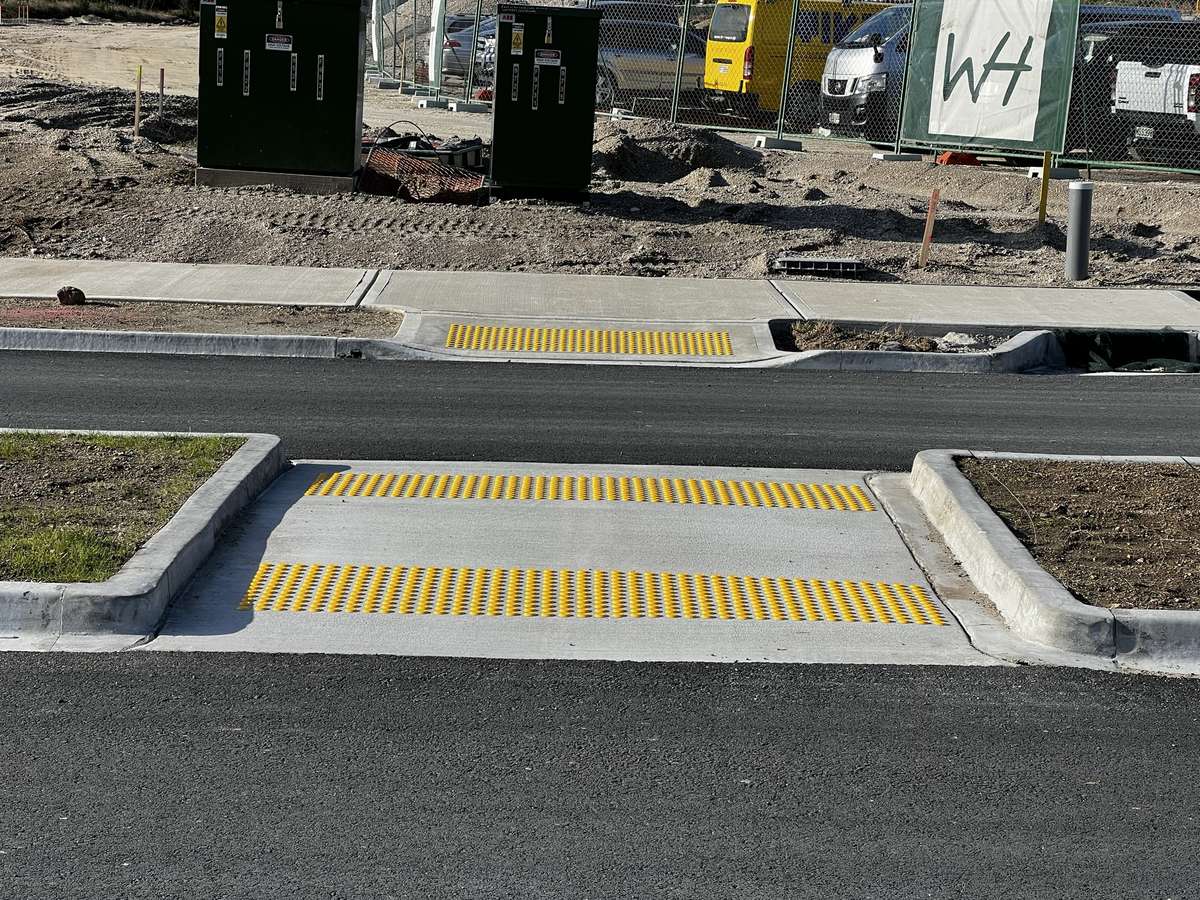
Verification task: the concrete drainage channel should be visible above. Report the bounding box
[765,322,1200,375]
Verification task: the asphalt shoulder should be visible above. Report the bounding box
[1,653,1197,900]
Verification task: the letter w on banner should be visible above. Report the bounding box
[928,0,1053,142]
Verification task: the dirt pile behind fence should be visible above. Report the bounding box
[593,119,762,183]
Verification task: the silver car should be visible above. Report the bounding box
[433,16,496,80]
[596,20,707,108]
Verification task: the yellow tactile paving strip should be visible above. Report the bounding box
[240,562,945,624]
[304,471,876,511]
[445,323,734,356]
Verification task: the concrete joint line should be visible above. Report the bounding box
[910,449,1200,675]
[0,430,287,638]
[346,269,383,308]
[765,279,808,319]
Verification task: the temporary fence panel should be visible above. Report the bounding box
[368,0,1200,176]
[1061,3,1200,174]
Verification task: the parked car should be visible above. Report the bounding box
[1064,21,1156,157]
[596,20,707,109]
[819,2,1183,147]
[439,16,496,80]
[703,0,891,123]
[590,0,681,24]
[1109,22,1200,165]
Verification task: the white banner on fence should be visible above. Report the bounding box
[927,0,1054,143]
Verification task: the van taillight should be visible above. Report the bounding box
[743,46,754,80]
[1189,73,1200,113]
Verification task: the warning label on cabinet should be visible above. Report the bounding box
[265,33,293,51]
[534,49,561,66]
[510,23,524,56]
[214,6,228,39]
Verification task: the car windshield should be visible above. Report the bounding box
[836,6,912,49]
[709,3,751,42]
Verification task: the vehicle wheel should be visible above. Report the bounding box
[595,68,618,110]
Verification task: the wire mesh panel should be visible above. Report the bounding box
[1063,2,1200,174]
[794,1,908,145]
[591,2,689,117]
[673,0,785,131]
[370,0,1200,176]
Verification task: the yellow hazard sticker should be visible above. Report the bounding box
[511,23,524,56]
[214,5,228,39]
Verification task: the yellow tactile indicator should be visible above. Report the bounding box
[240,562,945,625]
[445,323,734,356]
[304,470,876,511]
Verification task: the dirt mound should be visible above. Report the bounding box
[0,78,196,137]
[136,111,196,144]
[593,119,761,183]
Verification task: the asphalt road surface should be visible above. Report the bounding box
[1,653,1198,900]
[5,354,1200,899]
[2,353,1199,469]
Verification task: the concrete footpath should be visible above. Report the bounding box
[145,459,995,665]
[3,257,1198,327]
[2,257,1199,365]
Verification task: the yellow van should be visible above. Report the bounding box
[703,0,891,120]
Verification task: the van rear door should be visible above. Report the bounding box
[705,2,752,91]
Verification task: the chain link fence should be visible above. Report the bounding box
[370,0,1200,174]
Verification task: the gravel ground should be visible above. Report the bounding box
[2,75,1200,286]
[0,296,403,335]
[960,458,1200,611]
[789,321,1008,353]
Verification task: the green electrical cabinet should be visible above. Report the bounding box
[197,0,367,192]
[491,4,601,197]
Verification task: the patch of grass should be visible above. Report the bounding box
[0,432,242,583]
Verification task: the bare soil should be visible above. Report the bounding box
[0,296,402,335]
[960,458,1200,612]
[0,432,241,582]
[2,57,1200,285]
[789,321,1006,353]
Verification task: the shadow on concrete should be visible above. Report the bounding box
[154,462,349,638]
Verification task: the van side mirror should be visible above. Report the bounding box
[871,32,884,64]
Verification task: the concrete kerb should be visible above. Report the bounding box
[0,430,287,637]
[0,327,427,360]
[774,330,1061,373]
[0,322,1064,371]
[910,449,1200,674]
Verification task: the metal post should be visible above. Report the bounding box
[774,0,801,139]
[1066,181,1094,281]
[892,1,918,155]
[412,0,418,85]
[669,0,693,125]
[465,0,485,100]
[392,0,398,79]
[134,65,142,138]
[1037,150,1052,225]
[158,67,165,118]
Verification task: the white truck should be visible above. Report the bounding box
[1110,23,1200,165]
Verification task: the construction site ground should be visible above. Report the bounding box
[2,22,1200,287]
[0,297,402,335]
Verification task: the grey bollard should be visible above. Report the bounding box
[1066,180,1094,281]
